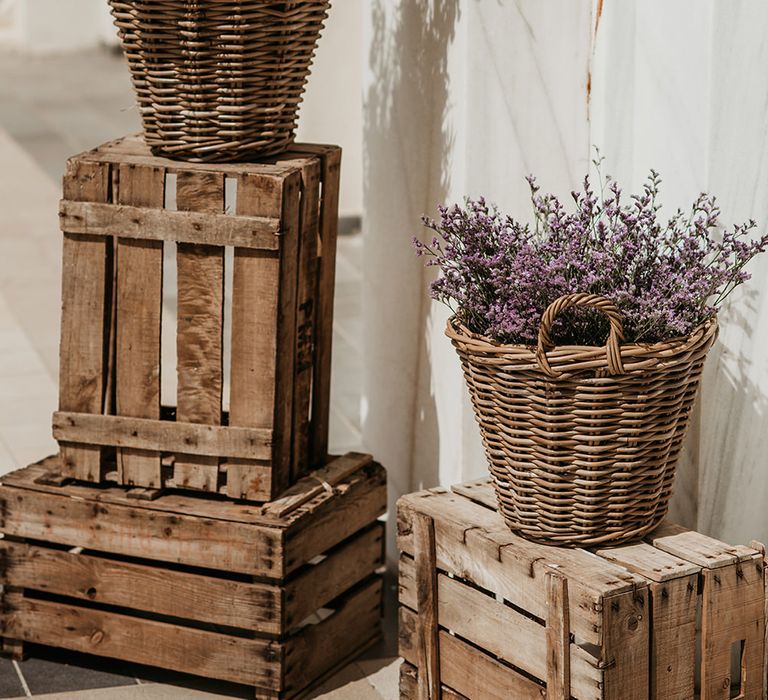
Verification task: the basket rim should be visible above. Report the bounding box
[446,313,719,376]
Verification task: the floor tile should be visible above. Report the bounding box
[0,659,25,699]
[306,662,383,699]
[355,658,401,700]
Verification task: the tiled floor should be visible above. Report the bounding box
[0,47,397,699]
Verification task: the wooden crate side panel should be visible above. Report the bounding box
[397,492,642,646]
[701,559,765,700]
[284,462,387,575]
[0,597,280,689]
[59,159,112,481]
[115,162,165,487]
[601,588,650,700]
[284,523,384,630]
[399,607,546,700]
[0,541,283,635]
[175,170,225,492]
[227,171,288,502]
[0,486,284,578]
[399,556,602,700]
[291,159,321,480]
[649,526,757,569]
[310,147,341,466]
[284,576,383,697]
[648,575,698,700]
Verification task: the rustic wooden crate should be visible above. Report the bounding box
[398,480,767,700]
[54,134,341,501]
[0,451,385,699]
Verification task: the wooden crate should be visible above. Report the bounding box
[0,452,385,700]
[398,480,767,700]
[54,134,342,501]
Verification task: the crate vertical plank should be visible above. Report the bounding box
[700,559,765,700]
[59,160,112,481]
[0,586,25,660]
[647,575,697,700]
[413,512,440,700]
[115,163,165,487]
[601,589,650,700]
[174,171,225,492]
[749,540,767,700]
[290,159,321,480]
[310,147,341,466]
[227,171,301,501]
[546,571,570,700]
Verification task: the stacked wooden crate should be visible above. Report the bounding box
[55,134,341,501]
[0,135,387,698]
[398,480,767,700]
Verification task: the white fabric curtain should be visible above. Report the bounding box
[362,0,768,553]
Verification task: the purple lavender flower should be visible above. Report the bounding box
[414,167,768,345]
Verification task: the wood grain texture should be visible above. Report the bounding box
[399,556,602,700]
[399,663,467,700]
[175,170,225,492]
[0,541,283,634]
[648,575,697,700]
[749,540,768,700]
[227,171,288,501]
[0,486,283,577]
[309,146,341,465]
[59,159,112,481]
[399,607,546,700]
[601,589,650,700]
[116,163,164,487]
[546,571,570,700]
[286,158,320,480]
[701,559,765,700]
[53,411,272,461]
[413,512,439,700]
[0,597,280,689]
[649,526,757,569]
[59,200,280,248]
[596,542,700,582]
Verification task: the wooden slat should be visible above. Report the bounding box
[283,462,386,576]
[115,163,164,488]
[0,597,279,689]
[1,453,380,530]
[648,575,698,700]
[400,607,546,700]
[175,171,225,492]
[310,146,341,465]
[289,158,321,480]
[596,542,700,582]
[53,411,272,460]
[59,200,281,249]
[601,589,650,700]
[700,559,765,700]
[399,556,603,700]
[0,485,283,577]
[0,584,25,660]
[649,526,758,569]
[59,160,112,481]
[227,171,301,500]
[399,663,467,700]
[546,571,570,700]
[749,540,768,700]
[413,512,439,700]
[284,577,382,697]
[285,523,384,629]
[397,489,643,646]
[0,541,283,635]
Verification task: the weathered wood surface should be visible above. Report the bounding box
[412,512,439,700]
[59,159,112,481]
[175,170,225,492]
[546,571,571,700]
[399,663,467,700]
[53,411,272,461]
[60,200,280,248]
[115,162,164,488]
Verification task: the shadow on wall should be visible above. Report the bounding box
[363,0,460,504]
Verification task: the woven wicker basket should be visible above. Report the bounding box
[109,0,331,162]
[447,292,718,547]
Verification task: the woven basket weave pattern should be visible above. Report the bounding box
[447,293,718,546]
[109,0,330,161]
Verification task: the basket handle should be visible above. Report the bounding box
[536,293,626,378]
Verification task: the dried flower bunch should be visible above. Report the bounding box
[415,160,768,346]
